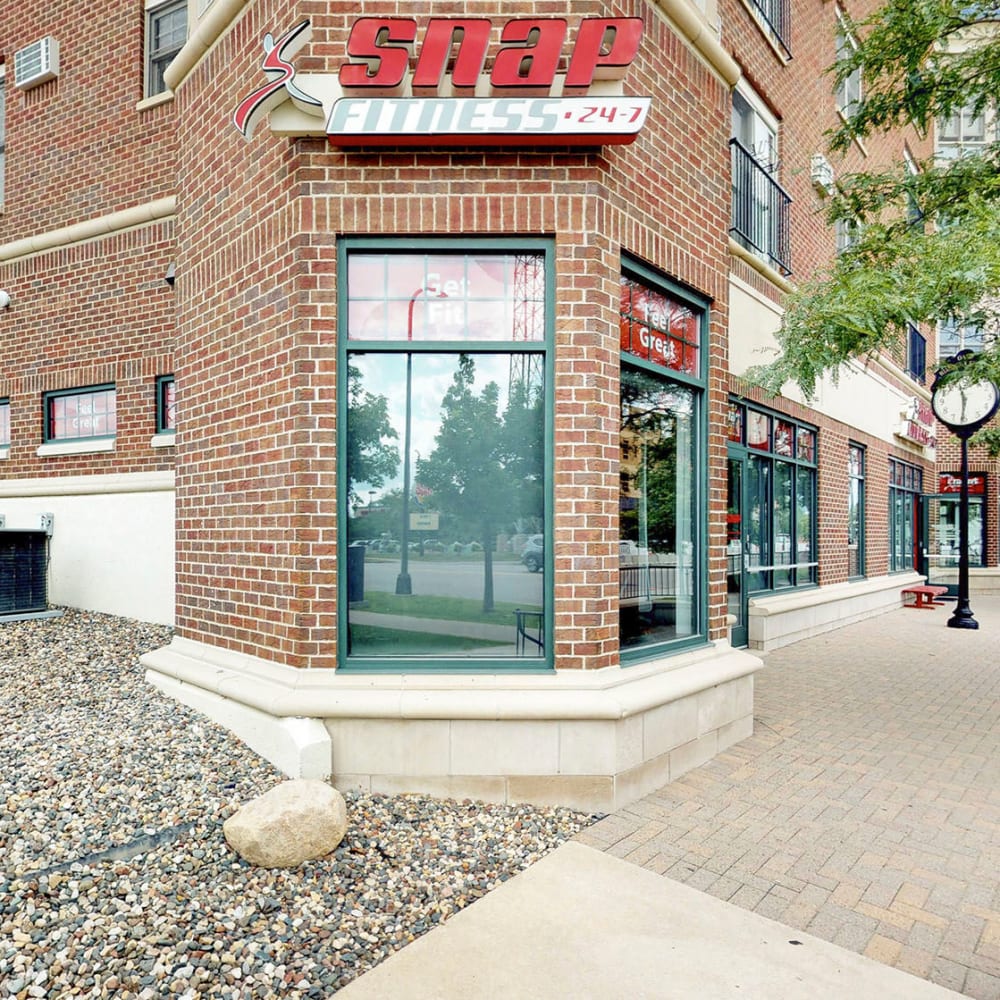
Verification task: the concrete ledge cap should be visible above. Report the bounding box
[750,572,923,616]
[142,637,762,722]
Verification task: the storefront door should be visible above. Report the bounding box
[726,454,748,647]
[919,493,986,595]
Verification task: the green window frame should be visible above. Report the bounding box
[889,457,923,573]
[338,238,553,672]
[156,375,176,433]
[848,443,865,578]
[619,257,708,661]
[43,385,116,443]
[728,399,818,593]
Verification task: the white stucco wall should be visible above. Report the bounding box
[728,276,931,451]
[0,471,175,625]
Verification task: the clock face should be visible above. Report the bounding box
[932,377,999,429]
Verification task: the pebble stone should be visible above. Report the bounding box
[0,610,596,998]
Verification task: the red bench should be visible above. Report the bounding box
[901,585,949,609]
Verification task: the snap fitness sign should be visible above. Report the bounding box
[234,17,650,146]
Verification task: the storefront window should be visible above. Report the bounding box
[848,443,865,577]
[341,244,550,668]
[619,265,706,655]
[889,457,923,572]
[732,401,817,592]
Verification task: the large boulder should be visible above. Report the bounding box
[223,779,348,869]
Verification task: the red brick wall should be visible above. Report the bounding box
[720,0,937,582]
[0,224,176,477]
[0,2,178,481]
[171,0,734,667]
[0,0,178,241]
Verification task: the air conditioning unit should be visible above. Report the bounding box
[0,529,50,616]
[14,37,60,91]
[810,154,835,196]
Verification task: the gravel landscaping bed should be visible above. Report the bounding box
[0,610,595,998]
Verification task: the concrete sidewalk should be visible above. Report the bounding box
[336,840,961,999]
[338,595,998,998]
[579,595,1000,998]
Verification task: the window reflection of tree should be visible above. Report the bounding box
[620,371,692,550]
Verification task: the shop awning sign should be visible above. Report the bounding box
[234,18,650,147]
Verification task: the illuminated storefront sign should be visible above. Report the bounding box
[234,17,650,146]
[896,397,937,448]
[939,473,985,495]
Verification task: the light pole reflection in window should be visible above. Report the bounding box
[396,287,448,595]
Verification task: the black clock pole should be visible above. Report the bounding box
[949,430,978,630]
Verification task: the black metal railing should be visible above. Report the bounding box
[747,0,792,58]
[729,138,793,276]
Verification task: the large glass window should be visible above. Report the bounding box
[889,457,923,572]
[341,245,549,668]
[146,0,187,97]
[44,386,116,442]
[729,401,817,592]
[848,443,865,578]
[619,266,705,656]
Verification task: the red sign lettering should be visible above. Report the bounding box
[338,17,643,96]
[338,18,416,93]
[412,19,491,93]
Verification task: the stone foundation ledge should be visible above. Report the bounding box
[142,638,762,812]
[748,572,924,651]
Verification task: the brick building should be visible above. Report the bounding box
[1,0,990,810]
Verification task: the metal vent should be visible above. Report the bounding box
[14,37,60,91]
[0,531,49,615]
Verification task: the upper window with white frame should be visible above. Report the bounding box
[730,84,792,275]
[939,317,988,357]
[937,101,996,160]
[744,0,792,58]
[145,0,187,98]
[836,10,862,121]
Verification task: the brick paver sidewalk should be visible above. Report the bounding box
[576,596,1000,998]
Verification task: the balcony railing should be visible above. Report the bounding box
[730,138,792,276]
[746,0,792,59]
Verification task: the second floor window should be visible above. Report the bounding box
[146,0,187,97]
[836,11,862,121]
[939,317,986,358]
[906,324,926,383]
[45,386,117,442]
[731,88,792,275]
[747,0,792,58]
[938,101,994,160]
